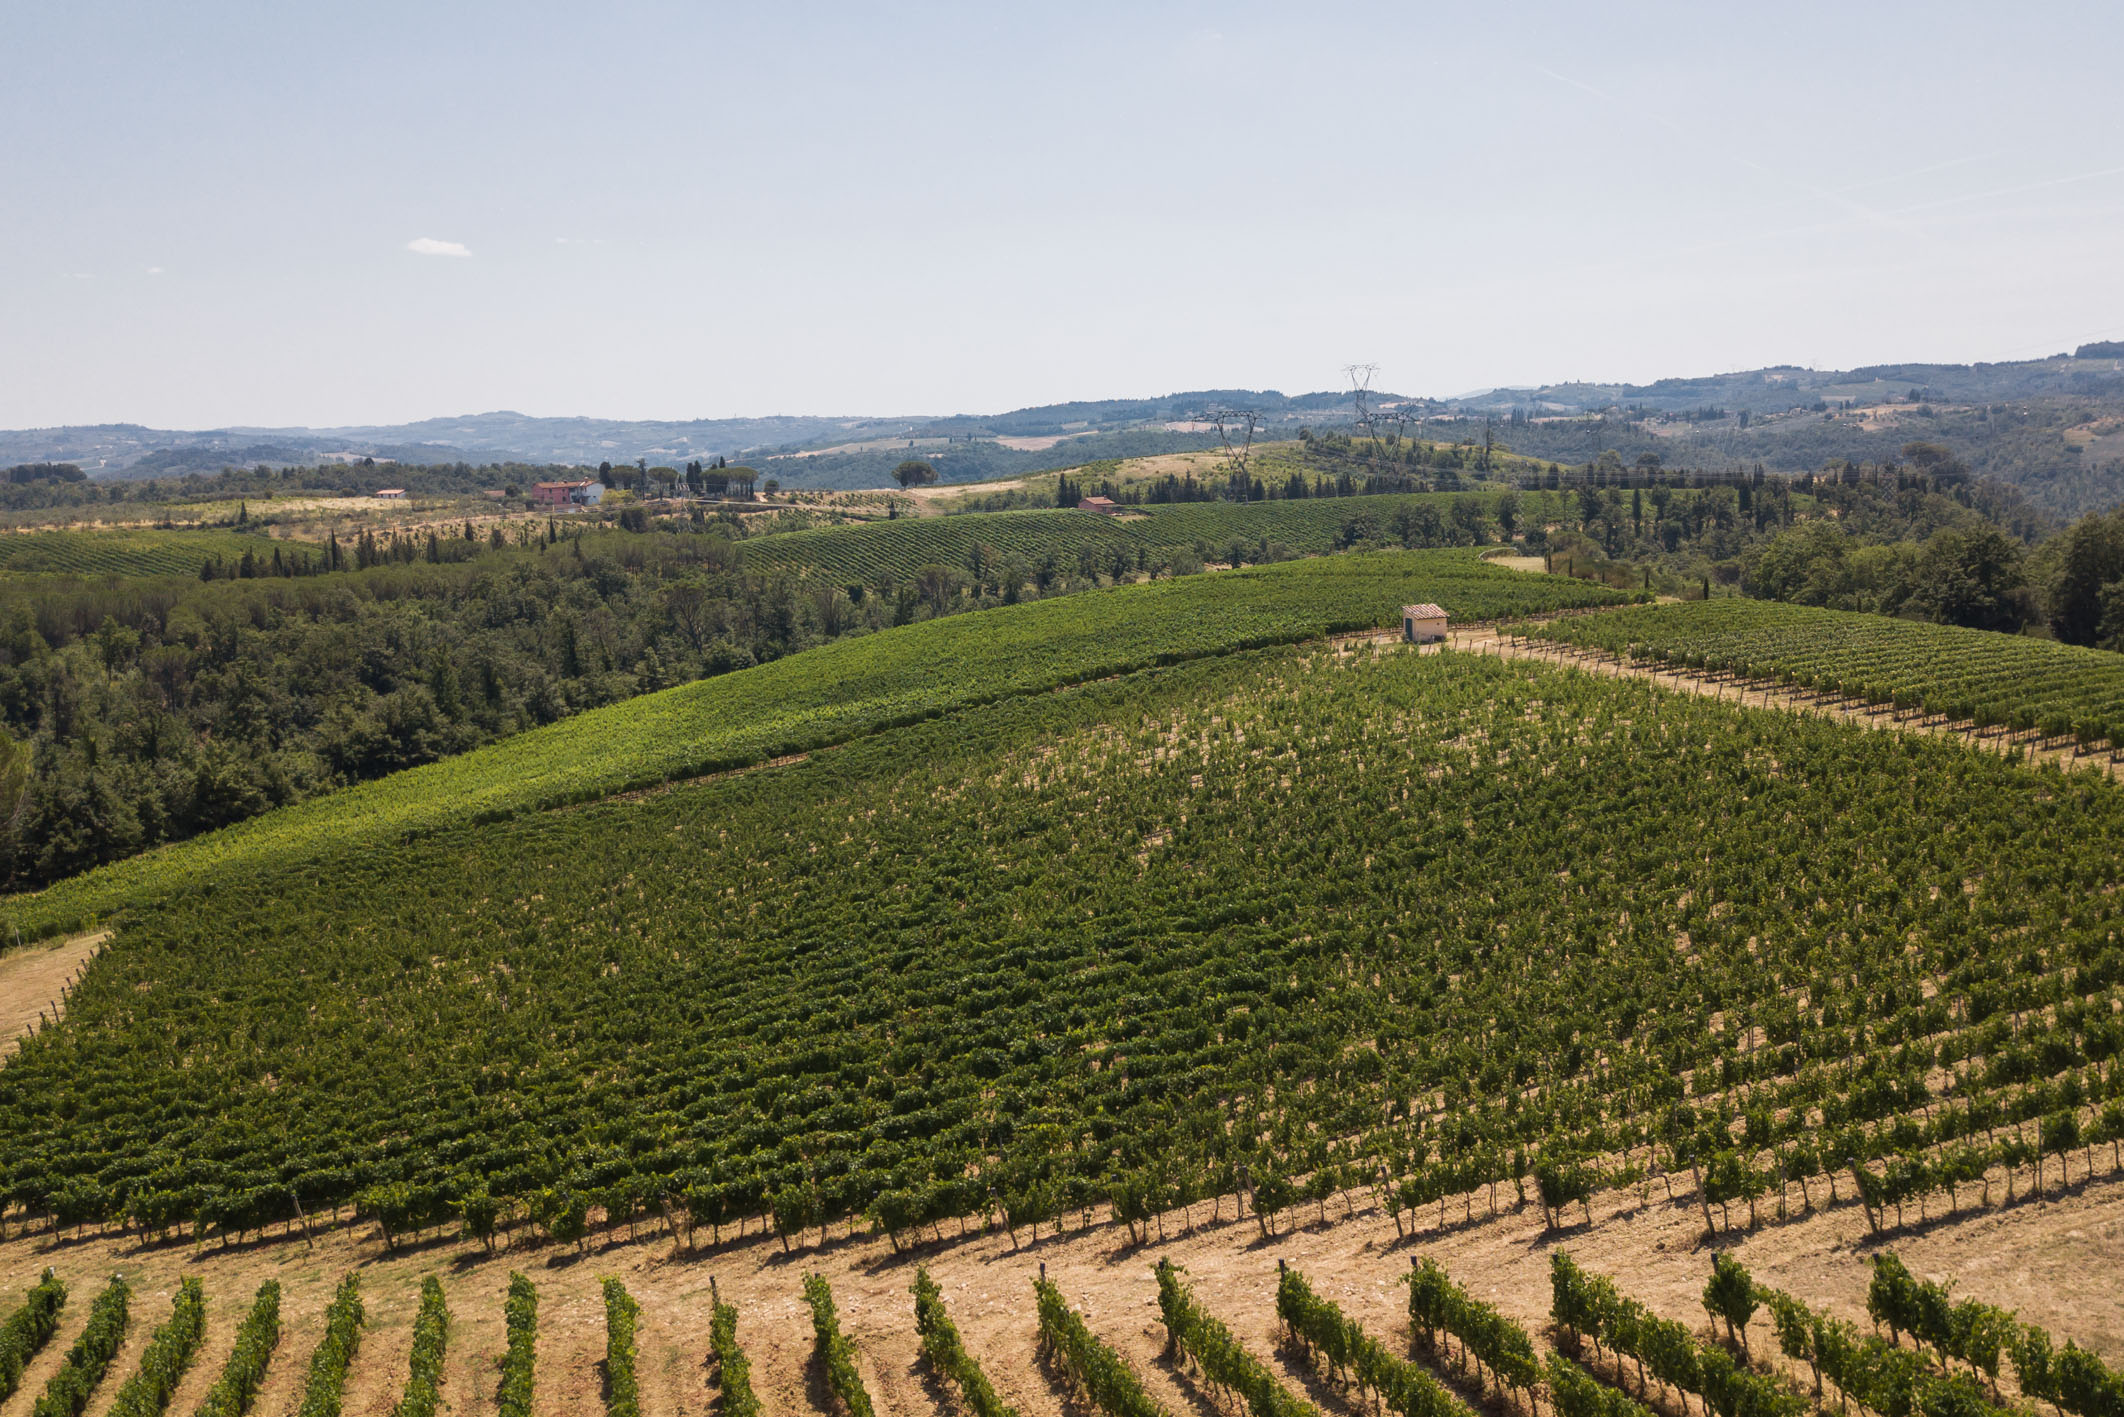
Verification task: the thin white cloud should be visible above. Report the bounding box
[406,237,472,258]
[145,266,164,275]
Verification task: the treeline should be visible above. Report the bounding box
[994,442,2071,633]
[0,527,1009,887]
[1061,465,1397,507]
[0,460,594,515]
[1449,396,2121,519]
[1456,434,2124,651]
[2036,507,2124,650]
[1483,443,2069,632]
[1743,498,2124,643]
[1,465,86,487]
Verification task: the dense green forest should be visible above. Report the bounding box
[0,526,955,888]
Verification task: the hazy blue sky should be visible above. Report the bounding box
[6,1,2123,427]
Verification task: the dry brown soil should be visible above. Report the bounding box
[0,1165,2115,1417]
[1478,554,1548,575]
[908,480,1029,516]
[996,435,1094,453]
[0,930,106,1053]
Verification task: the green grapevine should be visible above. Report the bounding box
[192,1282,280,1417]
[602,1278,639,1417]
[496,1274,537,1417]
[391,1277,449,1417]
[1034,1277,1169,1417]
[1274,1265,1470,1417]
[0,1269,66,1405]
[912,1268,1014,1417]
[31,1274,130,1417]
[708,1294,761,1417]
[292,1275,363,1417]
[1155,1261,1314,1417]
[106,1277,205,1417]
[805,1274,875,1417]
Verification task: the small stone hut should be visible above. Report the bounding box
[1402,603,1448,644]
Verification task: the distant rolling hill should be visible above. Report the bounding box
[6,345,2124,512]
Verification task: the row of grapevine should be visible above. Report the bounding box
[709,1291,761,1417]
[1546,1355,1657,1417]
[805,1275,876,1417]
[193,1282,281,1417]
[1034,1277,1170,1417]
[391,1277,450,1417]
[1868,1254,2123,1417]
[293,1275,364,1417]
[1741,1258,1998,1417]
[1518,599,2124,748]
[106,1277,205,1417]
[912,1268,1016,1417]
[0,528,298,579]
[1274,1264,1471,1417]
[1550,1254,1804,1417]
[1406,1258,1542,1400]
[8,627,2123,1269]
[15,1253,2113,1417]
[0,1269,66,1403]
[31,1275,129,1417]
[497,1274,538,1417]
[1403,1256,1663,1417]
[1155,1261,1316,1417]
[602,1278,639,1417]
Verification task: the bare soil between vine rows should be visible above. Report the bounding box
[1,1164,2116,1417]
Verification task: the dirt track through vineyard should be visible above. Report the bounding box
[0,1166,2115,1417]
[0,929,105,1053]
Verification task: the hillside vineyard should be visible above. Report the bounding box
[0,527,294,578]
[7,552,1629,941]
[1,632,2119,1248]
[1522,599,2124,745]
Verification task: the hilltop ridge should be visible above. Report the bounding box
[8,346,2124,515]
